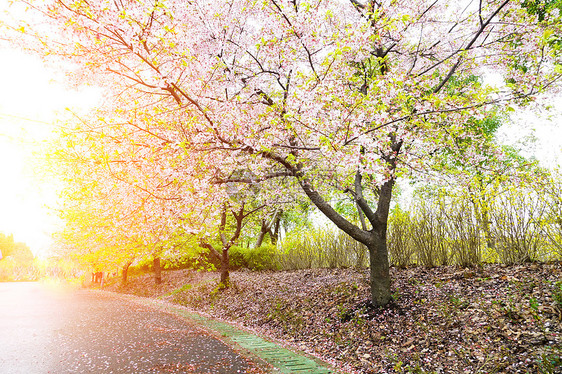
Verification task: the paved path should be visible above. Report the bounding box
[0,282,266,373]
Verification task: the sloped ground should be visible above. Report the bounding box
[104,263,562,373]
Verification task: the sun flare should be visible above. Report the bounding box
[0,48,100,257]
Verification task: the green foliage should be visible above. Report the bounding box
[229,244,279,271]
[333,198,360,222]
[276,226,368,270]
[163,241,209,271]
[275,201,314,235]
[227,246,246,269]
[443,74,482,95]
[522,0,562,22]
[127,261,152,277]
[472,116,503,139]
[245,244,278,270]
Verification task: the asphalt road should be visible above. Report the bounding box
[0,282,263,374]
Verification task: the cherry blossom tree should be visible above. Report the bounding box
[49,108,193,284]
[51,103,277,286]
[197,201,263,287]
[52,170,144,285]
[14,0,562,305]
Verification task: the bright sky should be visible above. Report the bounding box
[0,45,100,257]
[498,101,562,168]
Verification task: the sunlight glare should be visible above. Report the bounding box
[0,47,100,258]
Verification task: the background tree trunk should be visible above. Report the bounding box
[122,261,132,285]
[254,220,268,248]
[153,256,162,284]
[219,248,229,287]
[270,214,281,245]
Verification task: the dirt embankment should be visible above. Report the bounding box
[104,263,562,373]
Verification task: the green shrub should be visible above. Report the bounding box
[410,204,449,267]
[491,190,546,264]
[274,226,367,270]
[228,246,247,269]
[229,244,279,271]
[388,207,415,268]
[245,244,279,270]
[444,199,482,267]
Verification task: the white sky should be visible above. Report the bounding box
[484,70,562,168]
[0,47,100,257]
[497,101,562,168]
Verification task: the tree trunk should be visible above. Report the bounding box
[122,261,132,285]
[219,248,230,287]
[295,153,399,306]
[368,230,391,306]
[153,256,162,284]
[270,213,281,245]
[254,220,268,248]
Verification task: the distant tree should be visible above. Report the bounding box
[428,111,549,252]
[0,233,33,264]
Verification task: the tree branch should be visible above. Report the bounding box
[432,0,512,93]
